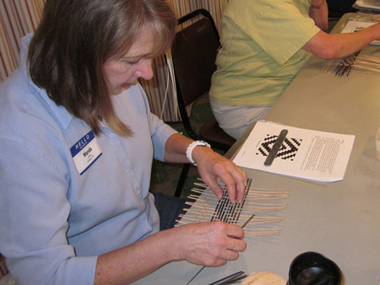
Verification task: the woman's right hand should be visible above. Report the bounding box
[95,220,246,284]
[172,221,246,267]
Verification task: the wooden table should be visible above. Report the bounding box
[138,13,380,284]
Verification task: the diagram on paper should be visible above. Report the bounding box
[256,134,302,162]
[233,121,355,182]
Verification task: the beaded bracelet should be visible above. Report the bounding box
[186,140,211,166]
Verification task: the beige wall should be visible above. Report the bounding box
[0,0,45,81]
[0,0,228,121]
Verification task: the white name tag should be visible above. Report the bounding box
[70,131,102,175]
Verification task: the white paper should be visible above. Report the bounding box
[233,121,355,182]
[355,0,380,10]
[341,20,380,45]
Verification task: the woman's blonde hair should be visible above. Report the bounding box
[28,0,176,136]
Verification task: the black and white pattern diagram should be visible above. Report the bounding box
[257,134,302,162]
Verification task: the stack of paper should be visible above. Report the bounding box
[233,121,355,182]
[354,0,380,11]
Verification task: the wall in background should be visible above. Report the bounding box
[0,0,44,80]
[0,0,228,121]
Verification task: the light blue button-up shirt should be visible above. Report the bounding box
[0,34,177,285]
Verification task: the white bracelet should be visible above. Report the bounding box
[186,140,211,166]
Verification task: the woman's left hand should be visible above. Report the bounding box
[192,146,247,203]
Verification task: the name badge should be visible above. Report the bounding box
[70,131,102,175]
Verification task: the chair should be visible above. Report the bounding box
[171,9,236,197]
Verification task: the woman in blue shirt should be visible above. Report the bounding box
[0,0,247,284]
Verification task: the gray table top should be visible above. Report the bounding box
[138,13,380,285]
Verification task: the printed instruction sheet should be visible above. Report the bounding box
[233,121,355,182]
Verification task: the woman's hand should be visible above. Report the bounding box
[95,221,246,284]
[192,145,247,203]
[164,134,246,203]
[173,221,246,267]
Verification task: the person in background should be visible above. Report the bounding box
[210,0,380,139]
[0,1,247,284]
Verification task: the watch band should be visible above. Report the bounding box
[186,140,211,166]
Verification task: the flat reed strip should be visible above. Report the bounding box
[176,178,289,236]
